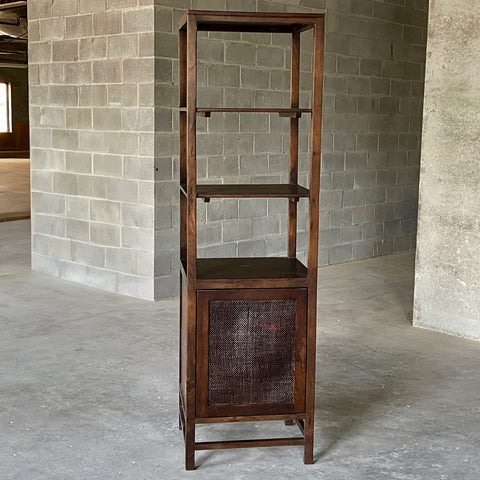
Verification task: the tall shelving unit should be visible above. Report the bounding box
[178,10,325,470]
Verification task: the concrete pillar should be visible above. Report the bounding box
[28,0,156,299]
[414,0,480,340]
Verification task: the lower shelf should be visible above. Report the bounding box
[181,257,309,288]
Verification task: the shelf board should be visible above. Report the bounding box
[196,184,309,200]
[179,11,322,33]
[179,108,311,118]
[198,108,311,118]
[197,257,307,280]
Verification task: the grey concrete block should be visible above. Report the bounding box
[79,37,107,60]
[225,88,254,108]
[108,34,138,59]
[79,85,107,107]
[93,60,122,83]
[330,244,353,264]
[31,213,65,237]
[270,70,290,91]
[340,225,363,243]
[239,199,267,219]
[90,223,120,247]
[65,62,92,84]
[52,0,78,17]
[139,32,154,57]
[337,56,359,75]
[354,171,376,188]
[223,134,254,155]
[31,192,65,215]
[53,39,79,62]
[155,32,177,58]
[107,178,138,203]
[319,228,340,248]
[71,240,106,268]
[106,248,136,275]
[225,43,256,66]
[79,0,106,14]
[208,64,240,87]
[124,58,154,84]
[241,67,270,89]
[330,209,353,227]
[335,95,357,114]
[66,219,90,242]
[122,204,154,229]
[93,108,122,131]
[352,206,375,225]
[353,240,373,260]
[93,11,122,35]
[239,155,268,176]
[49,86,79,107]
[66,14,93,39]
[66,108,92,130]
[90,199,121,224]
[66,152,92,174]
[373,237,393,256]
[197,224,222,247]
[207,199,238,222]
[254,134,284,154]
[66,196,90,220]
[31,170,53,193]
[108,84,138,107]
[257,46,284,68]
[237,239,266,257]
[123,156,154,182]
[39,107,65,128]
[252,216,280,237]
[52,130,79,150]
[39,17,65,42]
[332,171,354,190]
[206,156,238,178]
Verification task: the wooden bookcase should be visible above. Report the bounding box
[178,10,325,470]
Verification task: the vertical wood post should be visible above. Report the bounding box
[288,30,300,258]
[185,14,198,471]
[305,17,324,465]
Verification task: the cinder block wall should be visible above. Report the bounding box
[29,0,156,299]
[28,0,428,300]
[414,0,480,340]
[154,0,428,298]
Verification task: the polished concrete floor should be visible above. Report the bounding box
[0,158,30,222]
[1,220,480,479]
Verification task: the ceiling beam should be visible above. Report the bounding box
[0,1,27,11]
[0,62,27,68]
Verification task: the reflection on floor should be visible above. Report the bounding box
[1,220,480,479]
[0,157,30,222]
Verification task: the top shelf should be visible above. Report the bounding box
[178,10,324,33]
[179,108,312,119]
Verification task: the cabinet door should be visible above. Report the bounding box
[196,288,307,418]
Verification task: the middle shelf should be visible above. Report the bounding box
[180,184,310,201]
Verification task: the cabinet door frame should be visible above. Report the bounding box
[196,288,307,419]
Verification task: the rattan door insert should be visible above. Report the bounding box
[196,288,307,418]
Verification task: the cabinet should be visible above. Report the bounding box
[178,10,325,470]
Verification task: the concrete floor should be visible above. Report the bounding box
[0,158,30,222]
[1,220,480,479]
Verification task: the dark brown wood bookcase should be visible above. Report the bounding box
[178,10,325,470]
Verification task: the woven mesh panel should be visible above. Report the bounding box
[208,299,296,407]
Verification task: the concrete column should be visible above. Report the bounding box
[414,0,480,339]
[29,0,156,299]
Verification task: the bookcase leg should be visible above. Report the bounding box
[303,415,314,464]
[185,423,196,470]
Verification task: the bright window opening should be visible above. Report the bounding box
[0,83,12,133]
